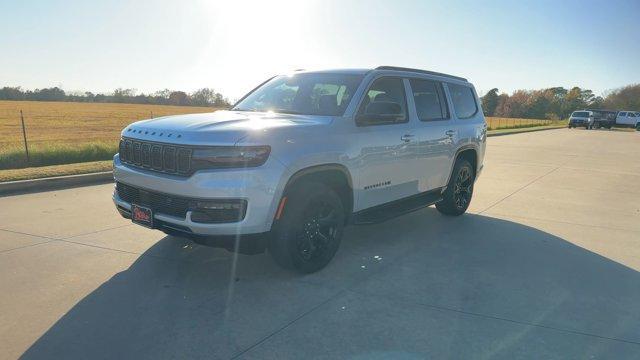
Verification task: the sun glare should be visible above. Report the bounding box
[189,0,330,99]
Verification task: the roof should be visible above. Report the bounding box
[292,66,467,82]
[374,66,467,81]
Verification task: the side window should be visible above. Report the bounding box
[629,112,636,118]
[356,77,408,126]
[448,83,478,119]
[409,79,449,121]
[619,112,627,117]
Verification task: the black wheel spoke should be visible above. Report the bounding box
[295,200,339,262]
[452,166,473,209]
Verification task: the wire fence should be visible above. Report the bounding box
[0,102,219,169]
[486,117,555,130]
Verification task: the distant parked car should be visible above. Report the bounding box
[615,111,640,130]
[568,110,594,129]
[587,109,616,129]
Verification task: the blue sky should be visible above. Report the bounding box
[1,0,639,99]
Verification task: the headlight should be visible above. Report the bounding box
[191,146,271,170]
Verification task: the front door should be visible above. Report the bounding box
[354,77,419,210]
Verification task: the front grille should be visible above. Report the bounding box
[119,137,192,176]
[116,182,190,218]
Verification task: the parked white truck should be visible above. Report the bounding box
[615,111,640,130]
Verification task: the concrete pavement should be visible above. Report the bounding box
[1,128,640,359]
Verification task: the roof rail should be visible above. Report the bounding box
[375,66,467,82]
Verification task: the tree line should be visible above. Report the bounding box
[481,84,640,119]
[0,86,231,107]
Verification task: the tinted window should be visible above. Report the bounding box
[409,79,448,121]
[629,112,636,117]
[448,83,477,119]
[232,73,363,116]
[619,112,627,116]
[357,77,408,125]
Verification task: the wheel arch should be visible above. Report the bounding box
[280,163,354,219]
[444,145,479,186]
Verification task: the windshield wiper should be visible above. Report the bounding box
[269,108,304,115]
[231,108,305,115]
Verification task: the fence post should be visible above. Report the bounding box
[150,111,154,119]
[20,110,30,164]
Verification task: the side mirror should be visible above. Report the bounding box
[357,101,403,125]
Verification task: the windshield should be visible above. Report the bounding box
[232,73,364,116]
[572,111,589,117]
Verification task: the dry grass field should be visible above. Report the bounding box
[0,101,218,149]
[486,117,556,130]
[0,101,221,169]
[0,100,559,171]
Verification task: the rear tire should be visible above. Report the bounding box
[269,182,345,273]
[436,159,475,216]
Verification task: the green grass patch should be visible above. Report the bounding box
[0,142,118,170]
[0,160,113,182]
[487,119,567,131]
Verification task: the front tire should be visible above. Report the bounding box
[269,182,345,273]
[436,159,475,216]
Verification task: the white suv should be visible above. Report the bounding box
[615,111,640,129]
[113,66,487,272]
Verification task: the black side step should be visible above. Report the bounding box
[351,188,443,225]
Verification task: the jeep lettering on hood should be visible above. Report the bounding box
[122,110,330,146]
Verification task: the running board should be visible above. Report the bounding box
[350,188,444,225]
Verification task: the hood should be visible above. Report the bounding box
[122,110,332,146]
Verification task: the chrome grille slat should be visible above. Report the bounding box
[177,148,192,174]
[119,137,192,176]
[133,142,142,165]
[163,146,176,173]
[141,144,151,167]
[151,145,162,170]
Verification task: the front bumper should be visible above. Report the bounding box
[569,119,586,125]
[112,154,288,236]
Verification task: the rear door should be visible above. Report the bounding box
[444,82,486,183]
[617,112,629,125]
[408,78,456,191]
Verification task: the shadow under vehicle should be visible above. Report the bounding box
[21,209,640,359]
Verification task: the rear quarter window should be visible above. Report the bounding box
[448,83,477,119]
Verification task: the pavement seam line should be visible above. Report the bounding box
[0,239,57,254]
[0,228,59,241]
[230,289,348,359]
[345,288,640,347]
[478,159,571,215]
[64,223,134,240]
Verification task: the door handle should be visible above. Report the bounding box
[401,134,415,142]
[445,130,456,137]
